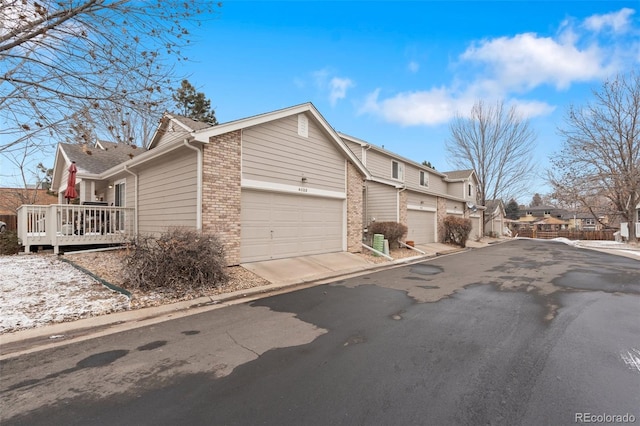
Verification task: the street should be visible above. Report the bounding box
[1,239,639,425]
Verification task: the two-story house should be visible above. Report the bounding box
[340,133,484,244]
[20,102,484,260]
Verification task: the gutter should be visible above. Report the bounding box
[183,139,203,230]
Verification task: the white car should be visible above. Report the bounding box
[0,221,6,233]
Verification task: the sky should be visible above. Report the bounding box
[2,1,640,203]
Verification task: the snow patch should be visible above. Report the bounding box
[0,255,129,333]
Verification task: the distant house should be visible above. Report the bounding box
[484,199,507,237]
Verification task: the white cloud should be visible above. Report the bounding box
[461,33,612,90]
[359,87,554,126]
[360,87,470,126]
[359,8,635,128]
[329,77,354,106]
[408,61,420,73]
[584,8,635,33]
[311,68,354,106]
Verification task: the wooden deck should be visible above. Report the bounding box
[17,204,134,253]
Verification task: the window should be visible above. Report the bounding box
[392,161,404,181]
[419,171,429,187]
[544,210,551,215]
[468,183,472,197]
[585,218,596,225]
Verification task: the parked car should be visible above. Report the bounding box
[0,221,6,233]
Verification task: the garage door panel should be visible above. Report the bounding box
[241,190,344,262]
[407,210,436,244]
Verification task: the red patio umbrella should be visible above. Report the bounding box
[64,162,78,203]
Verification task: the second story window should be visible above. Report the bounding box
[392,160,404,181]
[420,171,429,187]
[468,183,472,197]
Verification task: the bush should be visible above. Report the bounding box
[368,221,408,248]
[124,228,228,292]
[0,230,21,255]
[443,215,472,248]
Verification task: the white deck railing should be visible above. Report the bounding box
[620,222,640,239]
[17,204,134,253]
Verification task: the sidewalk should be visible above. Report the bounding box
[0,241,481,359]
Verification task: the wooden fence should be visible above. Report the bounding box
[516,229,616,240]
[0,215,17,231]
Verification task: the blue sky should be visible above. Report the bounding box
[178,0,640,202]
[2,1,639,204]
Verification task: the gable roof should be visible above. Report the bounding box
[58,142,143,175]
[485,199,504,214]
[192,102,371,179]
[443,169,475,181]
[171,114,214,132]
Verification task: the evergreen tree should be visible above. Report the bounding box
[505,198,520,220]
[530,193,543,207]
[172,80,218,124]
[421,160,436,170]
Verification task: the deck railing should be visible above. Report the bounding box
[17,204,134,253]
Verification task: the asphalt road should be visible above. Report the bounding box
[1,239,639,425]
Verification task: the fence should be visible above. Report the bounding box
[516,229,616,240]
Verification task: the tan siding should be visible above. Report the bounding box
[365,182,398,225]
[446,199,464,213]
[242,114,346,192]
[404,163,447,193]
[447,182,464,198]
[406,191,437,209]
[365,150,393,179]
[136,148,198,235]
[154,130,191,149]
[343,140,363,161]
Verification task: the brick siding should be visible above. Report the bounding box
[202,130,242,266]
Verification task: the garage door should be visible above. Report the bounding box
[241,190,344,263]
[406,209,436,244]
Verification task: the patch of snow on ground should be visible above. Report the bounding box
[0,255,130,334]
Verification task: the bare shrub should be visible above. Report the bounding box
[124,228,228,292]
[0,230,21,255]
[443,216,472,248]
[368,221,408,248]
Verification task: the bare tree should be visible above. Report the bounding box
[550,72,640,242]
[0,0,220,156]
[446,100,537,219]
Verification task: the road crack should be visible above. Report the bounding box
[226,331,260,357]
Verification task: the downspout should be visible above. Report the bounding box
[183,139,202,230]
[123,165,138,235]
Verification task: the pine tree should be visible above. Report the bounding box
[505,198,520,220]
[172,80,218,125]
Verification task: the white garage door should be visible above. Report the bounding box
[241,190,344,263]
[406,210,436,244]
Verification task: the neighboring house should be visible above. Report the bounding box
[339,133,484,244]
[484,199,507,237]
[1,187,58,232]
[0,187,58,214]
[519,205,566,219]
[24,103,370,263]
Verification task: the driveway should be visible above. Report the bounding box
[1,239,639,425]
